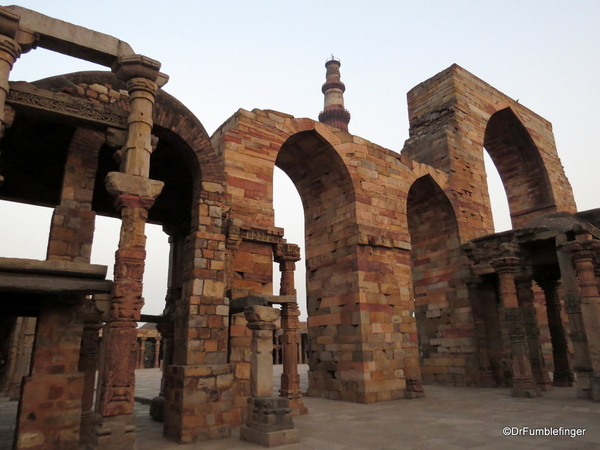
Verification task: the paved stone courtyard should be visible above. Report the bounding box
[1,366,599,449]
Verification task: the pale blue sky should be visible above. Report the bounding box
[1,1,599,318]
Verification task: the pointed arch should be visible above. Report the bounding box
[407,174,465,384]
[484,107,555,228]
[275,129,356,317]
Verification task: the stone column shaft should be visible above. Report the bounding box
[0,34,19,138]
[93,55,165,449]
[492,257,539,398]
[536,279,574,387]
[138,337,147,369]
[567,240,600,401]
[154,336,162,368]
[465,277,496,387]
[274,243,307,415]
[515,276,552,391]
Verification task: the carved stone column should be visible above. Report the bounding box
[491,257,540,398]
[464,276,496,387]
[154,336,162,368]
[79,299,102,448]
[92,55,165,449]
[240,305,299,447]
[149,323,173,422]
[0,8,36,184]
[565,240,600,401]
[515,274,553,391]
[274,243,307,415]
[138,337,147,369]
[535,277,574,387]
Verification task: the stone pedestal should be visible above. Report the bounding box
[240,397,299,447]
[241,305,299,447]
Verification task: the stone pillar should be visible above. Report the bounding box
[154,336,162,368]
[274,243,307,415]
[92,55,165,448]
[149,323,172,423]
[565,240,600,401]
[464,276,496,387]
[515,275,553,391]
[536,278,574,387]
[240,305,299,447]
[15,302,84,450]
[0,8,36,184]
[491,257,540,398]
[79,300,102,448]
[138,337,146,369]
[3,316,35,400]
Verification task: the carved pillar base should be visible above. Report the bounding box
[479,371,497,388]
[92,414,136,450]
[280,373,308,415]
[240,397,300,447]
[552,370,575,387]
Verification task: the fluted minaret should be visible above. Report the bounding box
[318,56,350,132]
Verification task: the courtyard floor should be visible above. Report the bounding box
[1,366,599,449]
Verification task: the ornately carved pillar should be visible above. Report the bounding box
[491,257,540,398]
[464,276,496,387]
[515,274,553,391]
[154,336,162,368]
[565,239,600,401]
[92,55,166,448]
[79,299,102,448]
[535,277,574,387]
[274,243,307,415]
[0,8,36,184]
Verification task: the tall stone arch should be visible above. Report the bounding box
[406,174,479,386]
[484,107,554,227]
[214,109,424,403]
[402,64,576,240]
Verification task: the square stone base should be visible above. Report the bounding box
[240,425,299,447]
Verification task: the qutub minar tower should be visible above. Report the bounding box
[318,56,351,132]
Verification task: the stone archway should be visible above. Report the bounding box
[484,107,554,228]
[407,174,477,386]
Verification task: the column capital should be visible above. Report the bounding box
[112,54,168,87]
[274,243,301,263]
[564,239,600,259]
[244,305,280,331]
[0,34,21,66]
[490,256,520,273]
[105,171,164,199]
[0,7,37,54]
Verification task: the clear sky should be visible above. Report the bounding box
[1,1,599,319]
